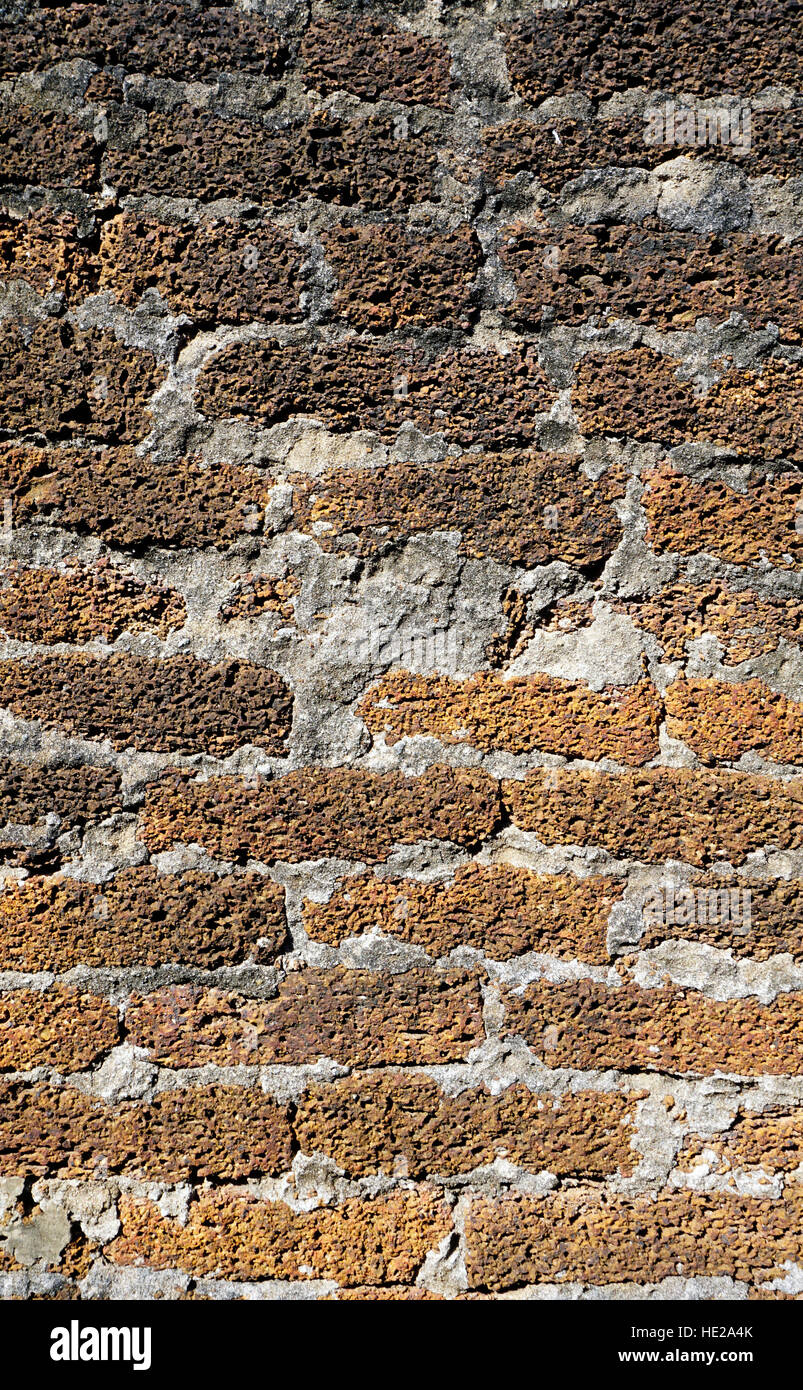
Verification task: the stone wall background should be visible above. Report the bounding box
[0,0,801,1299]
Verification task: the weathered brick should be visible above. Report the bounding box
[502,978,803,1074]
[0,868,288,971]
[464,1185,803,1290]
[0,105,98,190]
[302,863,623,965]
[574,349,803,462]
[0,443,272,551]
[295,1074,636,1177]
[665,677,803,765]
[502,768,803,867]
[219,573,299,625]
[0,2,287,80]
[613,580,803,663]
[358,670,662,763]
[0,760,122,850]
[141,765,501,863]
[500,221,803,341]
[103,109,440,210]
[108,1188,452,1285]
[0,206,96,300]
[323,222,479,331]
[98,213,305,323]
[0,561,185,643]
[640,878,803,962]
[502,1,803,102]
[198,339,553,446]
[0,653,292,757]
[642,464,803,569]
[0,1081,293,1179]
[126,968,484,1067]
[300,18,454,108]
[0,321,163,442]
[0,988,117,1070]
[291,452,624,567]
[678,1110,803,1176]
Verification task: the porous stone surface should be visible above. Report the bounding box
[1,0,802,1305]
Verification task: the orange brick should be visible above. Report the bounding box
[643,464,803,569]
[0,988,118,1070]
[665,678,803,765]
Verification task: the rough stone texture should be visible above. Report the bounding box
[108,1189,452,1285]
[303,864,623,964]
[0,443,273,550]
[141,766,501,863]
[324,223,479,331]
[500,222,803,341]
[642,465,803,569]
[98,213,306,323]
[0,868,288,971]
[0,1081,293,1180]
[0,321,163,441]
[575,349,803,462]
[614,580,803,663]
[501,1,803,101]
[291,454,624,567]
[465,1186,803,1290]
[503,769,803,867]
[103,110,441,209]
[128,968,484,1067]
[503,979,803,1075]
[358,670,662,763]
[198,340,553,447]
[665,677,803,765]
[0,988,118,1071]
[295,1075,636,1178]
[0,654,293,756]
[300,18,455,108]
[1,0,802,1305]
[0,561,185,643]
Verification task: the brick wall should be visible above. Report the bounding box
[0,0,801,1302]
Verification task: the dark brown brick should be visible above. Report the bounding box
[465,1185,803,1290]
[295,1073,635,1178]
[679,1109,803,1176]
[642,464,803,569]
[0,868,288,971]
[503,767,803,867]
[291,452,624,567]
[640,877,803,962]
[0,987,118,1070]
[358,670,662,764]
[0,653,292,757]
[0,206,97,301]
[103,109,440,210]
[198,339,553,447]
[502,1,803,102]
[0,3,287,80]
[127,968,484,1067]
[665,677,803,765]
[0,760,122,836]
[324,222,479,332]
[613,580,803,663]
[0,1080,293,1179]
[141,765,501,863]
[0,322,163,442]
[98,213,305,323]
[500,222,803,341]
[503,977,803,1074]
[0,105,98,190]
[300,18,454,108]
[0,561,185,643]
[108,1188,452,1285]
[574,348,803,462]
[0,443,273,551]
[302,863,623,965]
